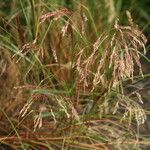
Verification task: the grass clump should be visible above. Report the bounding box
[0,0,149,149]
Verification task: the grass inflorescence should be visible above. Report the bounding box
[0,0,150,149]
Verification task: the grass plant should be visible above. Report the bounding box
[0,0,150,149]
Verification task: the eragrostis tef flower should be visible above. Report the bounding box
[76,11,147,92]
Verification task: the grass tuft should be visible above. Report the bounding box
[0,0,149,149]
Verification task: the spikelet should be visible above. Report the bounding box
[39,8,71,24]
